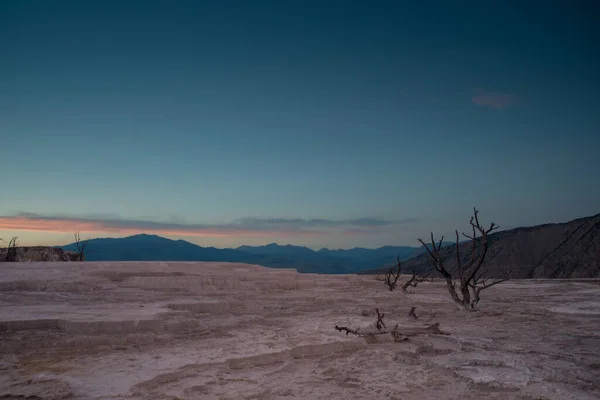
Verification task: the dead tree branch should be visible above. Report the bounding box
[377,256,428,292]
[74,231,90,261]
[402,271,429,291]
[418,207,508,311]
[335,325,360,335]
[4,236,19,262]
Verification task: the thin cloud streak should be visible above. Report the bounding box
[0,213,415,238]
[472,88,518,109]
[0,215,322,238]
[234,216,408,228]
[341,228,381,236]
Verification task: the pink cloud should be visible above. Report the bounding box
[472,89,518,109]
[0,215,325,238]
[0,213,413,241]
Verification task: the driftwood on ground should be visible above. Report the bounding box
[335,308,449,343]
[335,322,447,337]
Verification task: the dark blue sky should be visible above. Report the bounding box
[1,0,599,248]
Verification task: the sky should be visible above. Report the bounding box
[1,0,599,249]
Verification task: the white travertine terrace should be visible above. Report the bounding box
[1,262,599,399]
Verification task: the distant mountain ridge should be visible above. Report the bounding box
[61,234,442,274]
[62,233,263,262]
[58,213,600,277]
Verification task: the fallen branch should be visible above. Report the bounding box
[408,306,418,320]
[335,325,360,336]
[334,308,449,342]
[375,308,386,331]
[334,322,448,338]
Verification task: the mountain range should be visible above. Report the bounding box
[59,213,600,278]
[60,235,448,274]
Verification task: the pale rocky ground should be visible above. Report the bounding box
[1,262,600,400]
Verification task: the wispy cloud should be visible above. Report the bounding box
[234,216,401,229]
[0,213,414,238]
[341,228,382,236]
[472,88,518,109]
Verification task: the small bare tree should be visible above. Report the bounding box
[377,256,428,292]
[376,256,402,291]
[418,208,508,311]
[74,231,90,261]
[4,236,19,262]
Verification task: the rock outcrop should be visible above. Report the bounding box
[0,246,81,262]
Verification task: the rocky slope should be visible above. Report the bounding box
[363,213,600,279]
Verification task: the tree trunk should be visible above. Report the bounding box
[442,277,467,310]
[470,286,481,309]
[460,282,472,310]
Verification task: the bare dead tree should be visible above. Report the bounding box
[4,236,19,262]
[74,231,90,261]
[376,256,402,291]
[376,256,428,292]
[418,207,508,311]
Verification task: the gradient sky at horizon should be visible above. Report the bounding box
[1,0,599,249]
